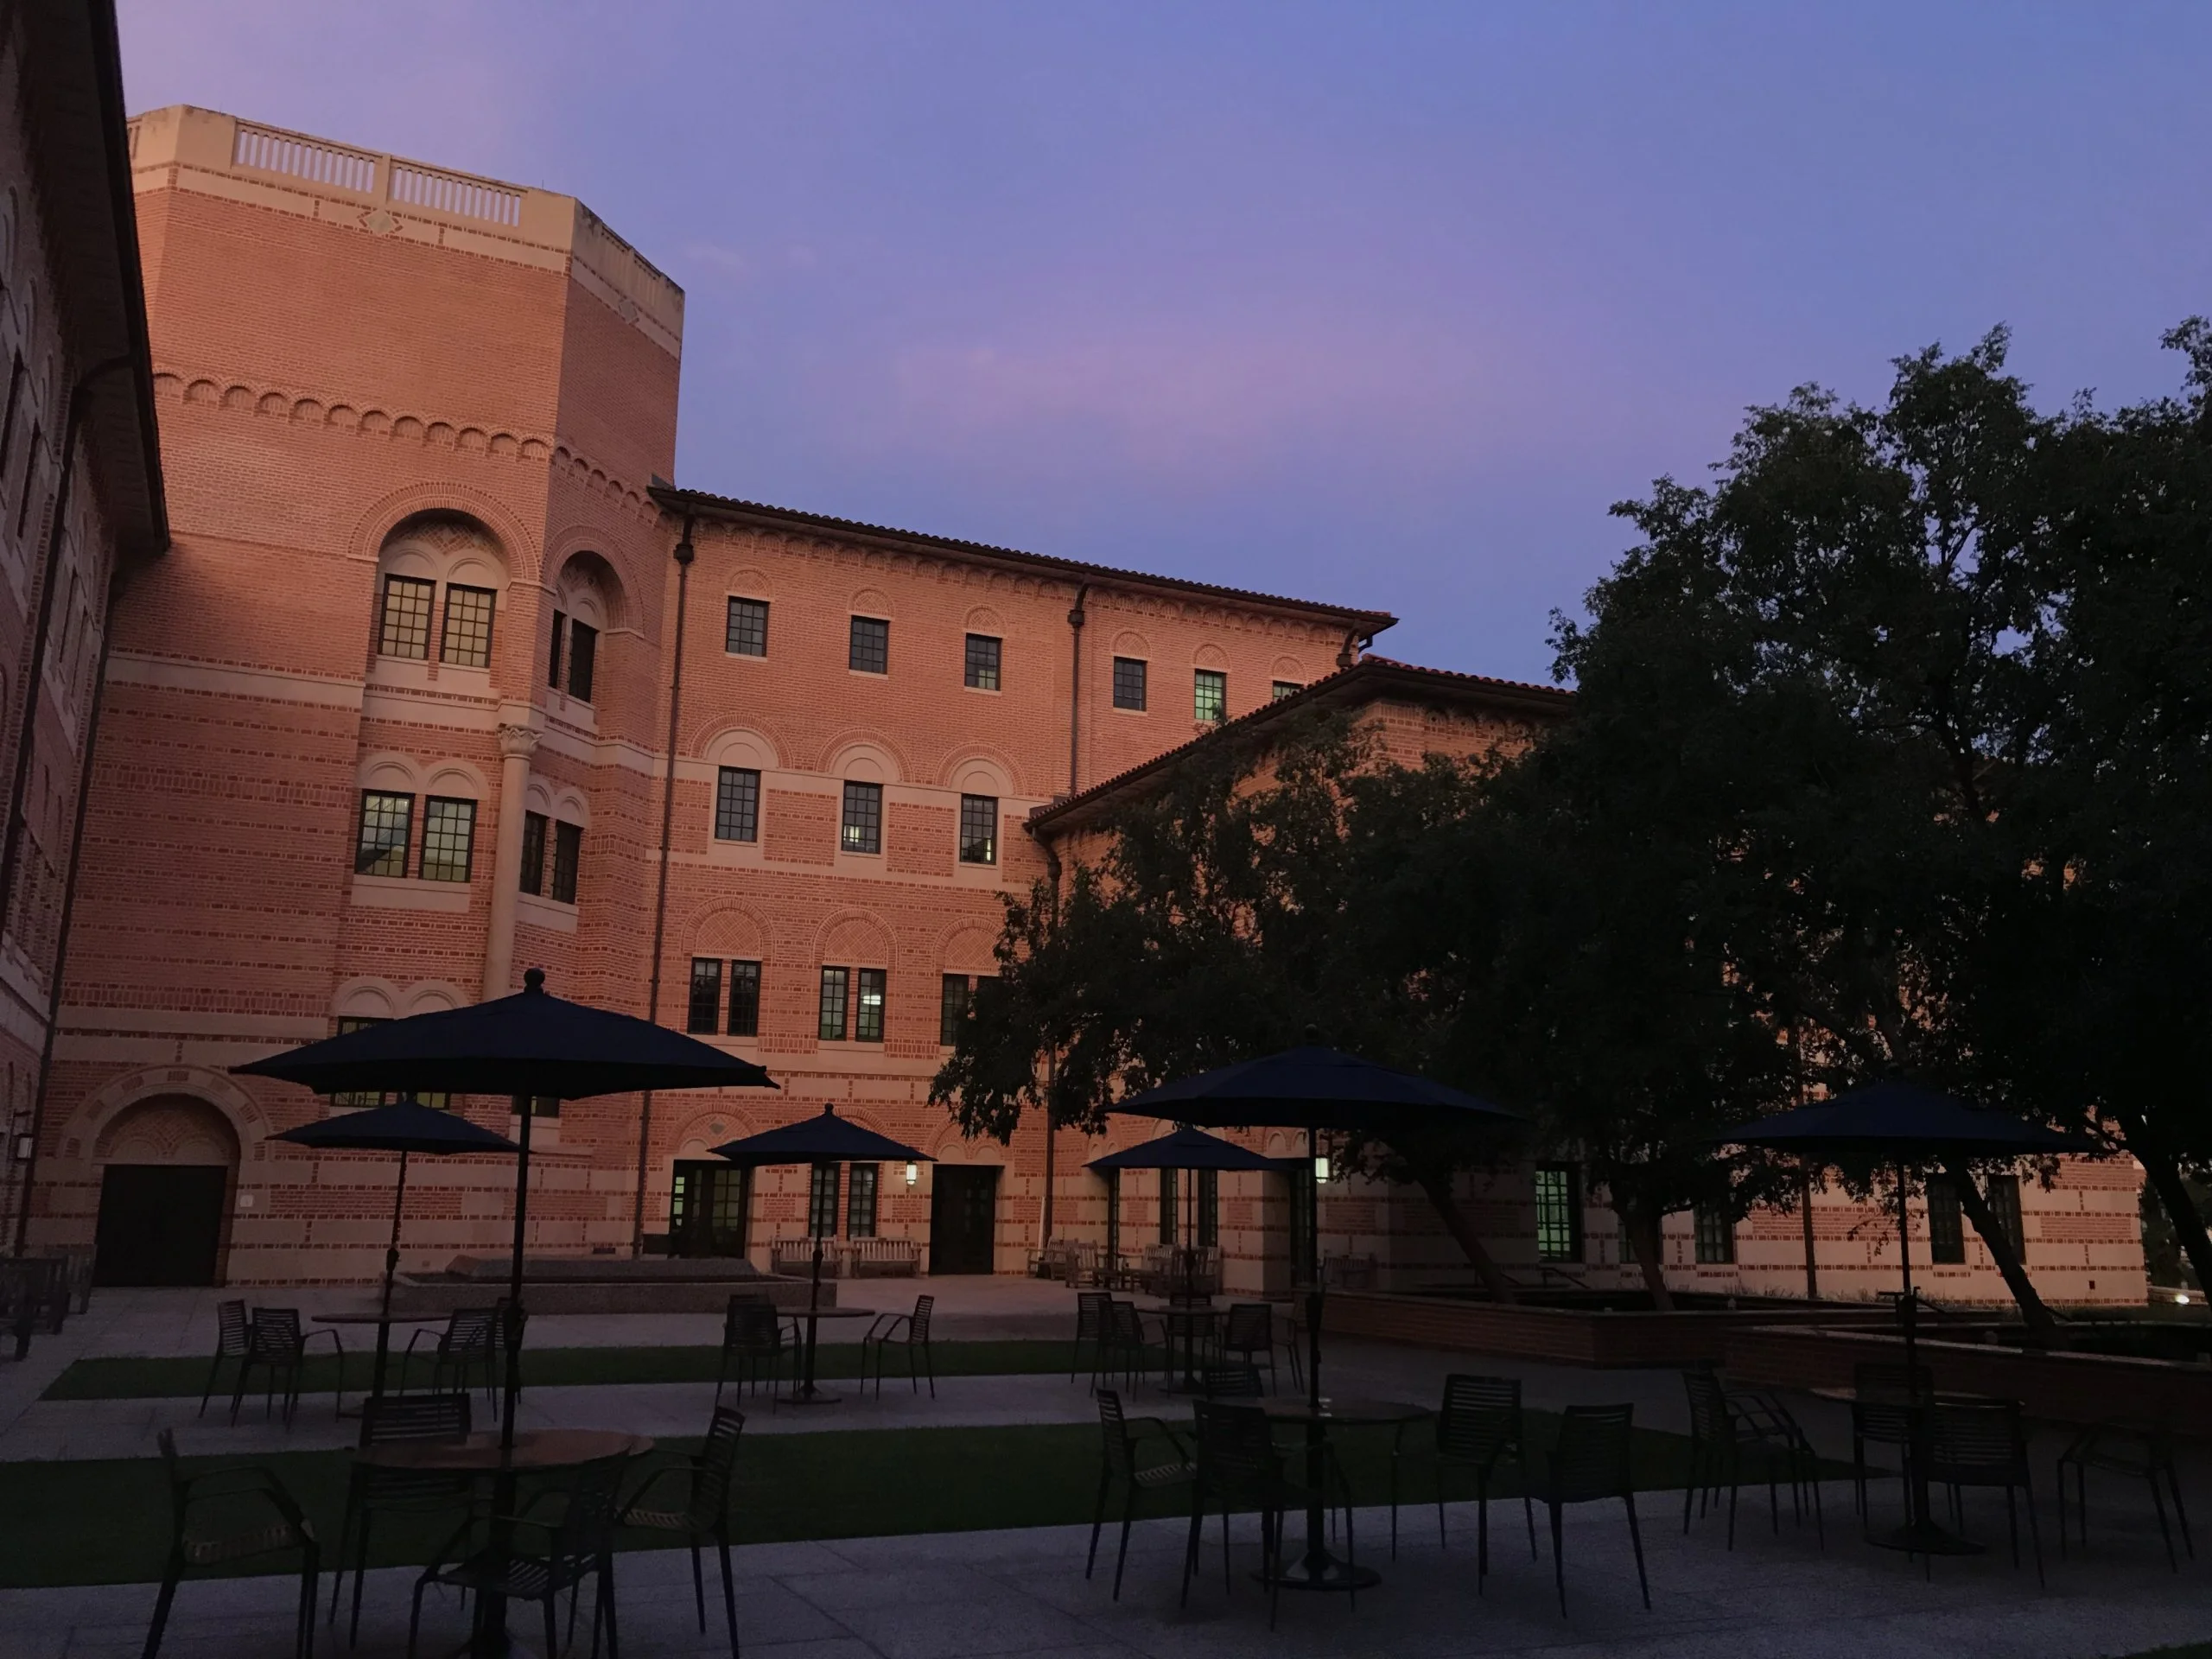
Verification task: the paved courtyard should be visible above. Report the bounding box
[3,1281,2208,1658]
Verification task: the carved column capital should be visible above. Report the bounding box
[497,722,543,760]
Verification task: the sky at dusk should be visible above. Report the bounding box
[116,3,2212,683]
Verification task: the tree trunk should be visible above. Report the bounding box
[1941,1160,2063,1350]
[1410,1166,1516,1302]
[1624,1206,1675,1311]
[2113,1104,2212,1299]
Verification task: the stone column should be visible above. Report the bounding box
[482,722,541,1000]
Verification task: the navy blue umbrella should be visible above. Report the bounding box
[1086,1125,1284,1173]
[272,1101,518,1409]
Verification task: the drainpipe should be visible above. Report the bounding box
[1065,583,1089,797]
[0,354,133,947]
[632,517,696,1256]
[12,561,126,1255]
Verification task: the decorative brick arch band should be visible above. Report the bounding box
[56,1066,271,1167]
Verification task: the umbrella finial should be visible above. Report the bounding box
[524,968,545,994]
[1303,1023,1323,1047]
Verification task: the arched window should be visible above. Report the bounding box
[373,514,506,671]
[548,560,611,706]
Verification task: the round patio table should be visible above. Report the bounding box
[1242,1395,1431,1592]
[783,1305,876,1405]
[1137,1300,1224,1393]
[1808,1387,1993,1558]
[313,1310,445,1417]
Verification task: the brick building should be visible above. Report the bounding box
[0,77,2144,1308]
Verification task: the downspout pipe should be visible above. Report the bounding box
[0,353,133,946]
[1044,589,1087,1251]
[632,517,696,1256]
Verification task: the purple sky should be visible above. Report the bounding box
[117,3,2212,683]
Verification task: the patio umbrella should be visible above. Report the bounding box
[270,1099,518,1410]
[1720,1080,2092,1555]
[1088,1126,1282,1298]
[710,1106,933,1400]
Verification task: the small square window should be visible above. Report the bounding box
[686,958,723,1034]
[550,821,582,904]
[846,1163,879,1237]
[1272,680,1302,702]
[728,960,762,1038]
[518,810,547,895]
[565,620,597,702]
[420,798,477,883]
[855,967,887,1042]
[715,767,760,842]
[354,791,413,878]
[841,781,882,855]
[964,633,1001,690]
[1193,669,1228,724]
[849,615,889,675]
[940,974,976,1047]
[958,794,998,865]
[726,596,769,657]
[441,584,497,668]
[818,967,850,1041]
[1112,657,1147,711]
[1694,1205,1736,1264]
[378,575,435,660]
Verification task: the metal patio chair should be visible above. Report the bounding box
[329,1392,474,1647]
[861,1294,936,1398]
[1682,1368,1822,1548]
[1391,1372,1535,1572]
[232,1307,338,1427]
[618,1406,746,1656]
[1216,1303,1278,1394]
[1538,1404,1649,1618]
[1200,1362,1265,1399]
[1184,1400,1353,1630]
[715,1296,791,1407]
[2058,1421,2193,1572]
[1087,1389,1197,1599]
[1927,1399,2043,1585]
[147,1428,319,1659]
[1072,1290,1112,1387]
[198,1299,251,1418]
[400,1308,498,1404]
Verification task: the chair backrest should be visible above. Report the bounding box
[444,1308,499,1356]
[1438,1373,1522,1462]
[1096,1389,1138,1476]
[1222,1303,1271,1351]
[215,1300,251,1357]
[544,1454,631,1570]
[1203,1363,1264,1398]
[1193,1402,1280,1498]
[1854,1361,1933,1399]
[1075,1290,1109,1340]
[249,1306,303,1357]
[362,1391,473,1444]
[1682,1367,1734,1444]
[907,1294,934,1340]
[687,1406,746,1528]
[1108,1300,1145,1343]
[734,1300,785,1350]
[1929,1400,2024,1471]
[1548,1404,1635,1504]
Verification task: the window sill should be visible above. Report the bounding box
[962,683,1001,696]
[370,658,493,696]
[517,891,578,933]
[1110,704,1149,717]
[547,691,597,734]
[349,874,473,912]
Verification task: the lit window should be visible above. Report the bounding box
[849,615,889,674]
[847,1163,879,1237]
[1534,1164,1582,1262]
[518,811,547,895]
[841,781,882,855]
[419,797,477,883]
[964,633,1001,690]
[687,958,723,1034]
[1112,657,1147,711]
[377,576,435,660]
[1272,680,1302,702]
[1193,669,1227,724]
[958,794,997,865]
[550,821,582,904]
[728,960,761,1038]
[1693,1205,1736,1264]
[565,620,597,702]
[440,584,496,668]
[810,1162,841,1237]
[855,968,887,1042]
[355,791,413,877]
[818,967,849,1041]
[726,596,769,657]
[715,767,760,842]
[939,974,976,1047]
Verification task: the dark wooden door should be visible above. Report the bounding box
[92,1165,227,1287]
[929,1165,999,1274]
[668,1160,750,1257]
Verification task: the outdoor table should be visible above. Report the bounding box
[1808,1386,1993,1558]
[1138,1300,1224,1392]
[1242,1395,1431,1592]
[314,1310,444,1417]
[784,1305,876,1405]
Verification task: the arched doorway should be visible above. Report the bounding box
[92,1095,239,1286]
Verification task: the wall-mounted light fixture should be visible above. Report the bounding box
[1313,1154,1332,1185]
[904,1161,920,1188]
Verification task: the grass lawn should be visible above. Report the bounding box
[0,1412,1765,1588]
[43,1340,1085,1402]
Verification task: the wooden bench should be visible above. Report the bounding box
[769,1237,838,1278]
[844,1237,921,1278]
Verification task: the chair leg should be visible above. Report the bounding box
[717,1533,741,1659]
[198,1353,226,1419]
[1086,1467,1109,1580]
[2170,1465,2195,1559]
[1475,1475,1490,1583]
[143,1561,181,1659]
[327,1498,353,1627]
[603,1550,624,1659]
[1682,1447,1698,1534]
[298,1542,319,1659]
[1389,1453,1400,1560]
[691,1540,707,1631]
[543,1584,560,1659]
[1550,1499,1567,1617]
[348,1507,377,1647]
[1180,1495,1204,1607]
[405,1573,428,1659]
[925,1340,936,1400]
[1624,1493,1650,1611]
[1114,1487,1139,1600]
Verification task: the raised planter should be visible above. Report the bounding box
[1319,1289,1887,1368]
[391,1255,831,1315]
[1725,1323,2212,1433]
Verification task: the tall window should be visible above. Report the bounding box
[818,967,850,1041]
[550,821,582,904]
[1927,1177,1966,1264]
[1985,1173,2025,1257]
[518,810,547,894]
[1272,680,1302,702]
[1160,1167,1179,1245]
[728,960,762,1038]
[1193,669,1228,724]
[1198,1168,1219,1248]
[958,794,998,865]
[849,615,889,674]
[377,575,435,659]
[355,791,413,877]
[809,1163,841,1237]
[1693,1204,1736,1264]
[565,620,597,702]
[939,974,976,1046]
[847,1163,879,1237]
[726,596,769,657]
[440,584,497,668]
[686,958,724,1033]
[841,781,882,855]
[420,798,477,882]
[963,633,1001,690]
[330,1015,448,1110]
[1112,657,1147,711]
[1534,1164,1583,1262]
[715,767,760,842]
[855,968,887,1042]
[548,612,565,688]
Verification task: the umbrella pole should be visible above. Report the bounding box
[1306,1128,1323,1413]
[474,1096,534,1659]
[804,1226,825,1402]
[368,1150,407,1417]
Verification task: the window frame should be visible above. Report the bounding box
[939,973,975,1047]
[818,967,850,1042]
[354,790,414,878]
[1534,1163,1584,1263]
[963,632,1001,691]
[377,575,436,661]
[1693,1204,1736,1264]
[715,766,761,843]
[846,1163,880,1238]
[1927,1177,1966,1264]
[849,614,890,676]
[1193,668,1228,724]
[1271,680,1303,702]
[564,619,598,703]
[1111,656,1147,712]
[550,820,582,905]
[840,780,883,855]
[725,595,770,658]
[418,796,478,884]
[809,1162,841,1238]
[957,793,998,865]
[518,810,548,896]
[1984,1173,2025,1258]
[727,959,762,1039]
[439,582,497,669]
[686,957,725,1034]
[855,967,887,1043]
